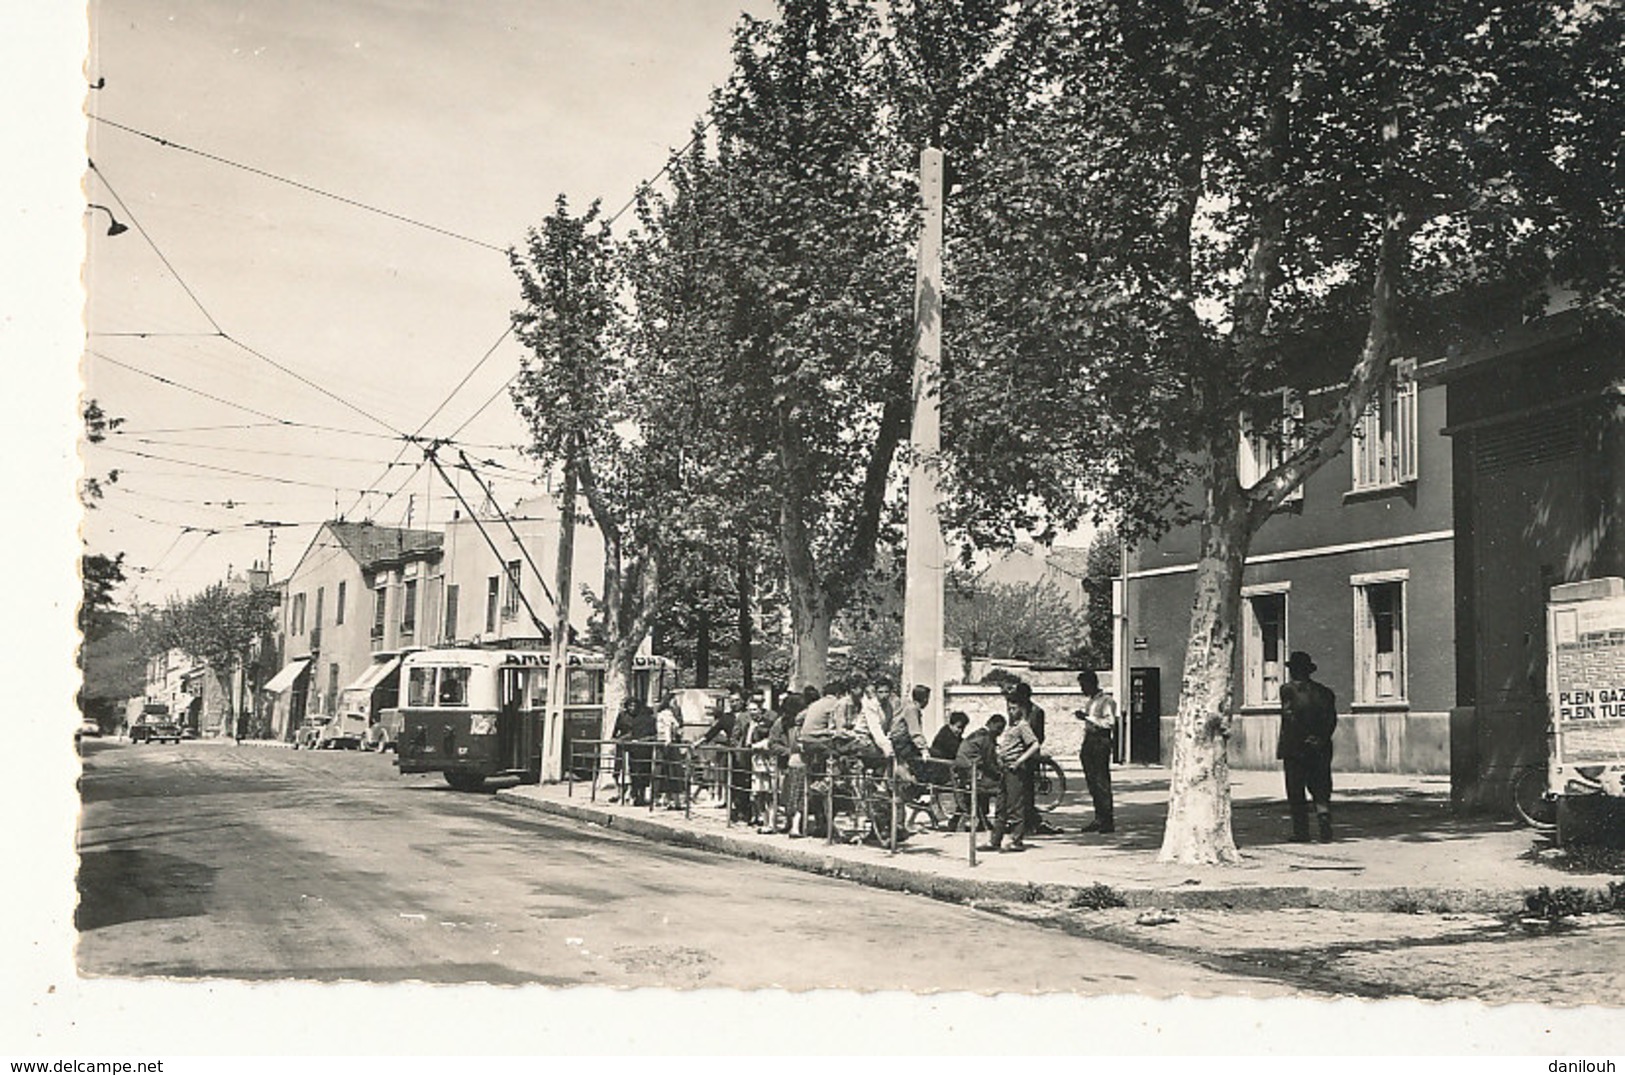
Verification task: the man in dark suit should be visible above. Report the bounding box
[1278,651,1338,842]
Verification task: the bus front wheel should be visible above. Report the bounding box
[444,771,485,792]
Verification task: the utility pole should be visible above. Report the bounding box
[541,456,578,782]
[901,146,947,735]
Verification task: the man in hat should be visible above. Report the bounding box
[1278,650,1338,842]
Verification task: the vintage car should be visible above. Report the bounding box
[130,720,182,744]
[292,716,330,750]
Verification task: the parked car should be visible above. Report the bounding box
[315,709,369,750]
[131,721,182,744]
[363,708,401,752]
[292,716,329,750]
[76,719,102,742]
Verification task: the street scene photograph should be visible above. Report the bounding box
[15,0,1625,1059]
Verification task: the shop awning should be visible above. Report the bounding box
[342,655,402,695]
[262,658,311,694]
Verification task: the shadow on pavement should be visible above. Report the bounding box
[76,848,218,931]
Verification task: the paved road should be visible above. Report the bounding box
[76,739,1295,994]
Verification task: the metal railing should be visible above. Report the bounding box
[565,736,1003,865]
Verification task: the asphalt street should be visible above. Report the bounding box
[75,739,1296,994]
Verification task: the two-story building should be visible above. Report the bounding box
[1127,350,1454,775]
[262,496,609,740]
[262,521,443,740]
[1123,298,1622,813]
[437,496,605,646]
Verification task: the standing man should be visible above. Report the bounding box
[984,706,1039,853]
[1074,669,1118,834]
[890,685,931,782]
[1278,651,1338,842]
[1007,682,1061,836]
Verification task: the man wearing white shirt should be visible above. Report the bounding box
[1075,669,1117,834]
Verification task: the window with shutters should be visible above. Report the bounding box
[1352,572,1407,705]
[1238,389,1304,503]
[1350,360,1418,491]
[372,586,387,640]
[502,560,522,620]
[1242,584,1289,707]
[401,579,417,635]
[444,584,460,642]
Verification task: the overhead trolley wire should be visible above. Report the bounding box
[88,159,224,335]
[96,443,404,494]
[87,159,409,440]
[92,115,509,254]
[86,351,404,442]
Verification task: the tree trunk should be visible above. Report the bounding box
[1158,474,1252,866]
[788,600,832,693]
[696,605,711,688]
[737,530,753,691]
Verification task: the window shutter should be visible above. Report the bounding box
[1281,390,1304,503]
[1353,585,1375,703]
[1245,597,1263,705]
[1394,376,1418,482]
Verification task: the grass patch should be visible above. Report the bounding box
[1067,883,1128,910]
[1523,883,1625,920]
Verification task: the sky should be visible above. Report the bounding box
[80,0,769,606]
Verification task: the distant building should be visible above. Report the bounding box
[975,542,1092,610]
[141,565,273,737]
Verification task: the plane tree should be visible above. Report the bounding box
[939,0,1623,863]
[679,0,918,690]
[511,196,672,734]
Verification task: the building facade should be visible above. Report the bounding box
[265,521,443,740]
[1127,356,1456,773]
[1125,299,1622,802]
[436,496,605,647]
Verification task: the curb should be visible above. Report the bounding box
[495,788,1603,916]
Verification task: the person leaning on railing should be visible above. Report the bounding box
[616,699,657,807]
[653,694,684,809]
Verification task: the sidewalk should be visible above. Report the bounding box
[497,763,1622,914]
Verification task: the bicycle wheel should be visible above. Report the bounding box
[1512,766,1557,832]
[1033,756,1066,813]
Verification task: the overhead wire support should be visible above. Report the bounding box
[338,324,515,524]
[422,442,554,639]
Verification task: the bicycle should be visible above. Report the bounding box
[1033,754,1067,813]
[1510,762,1557,832]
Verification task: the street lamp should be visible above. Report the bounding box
[86,204,128,236]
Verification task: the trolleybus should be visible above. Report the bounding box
[395,643,674,791]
